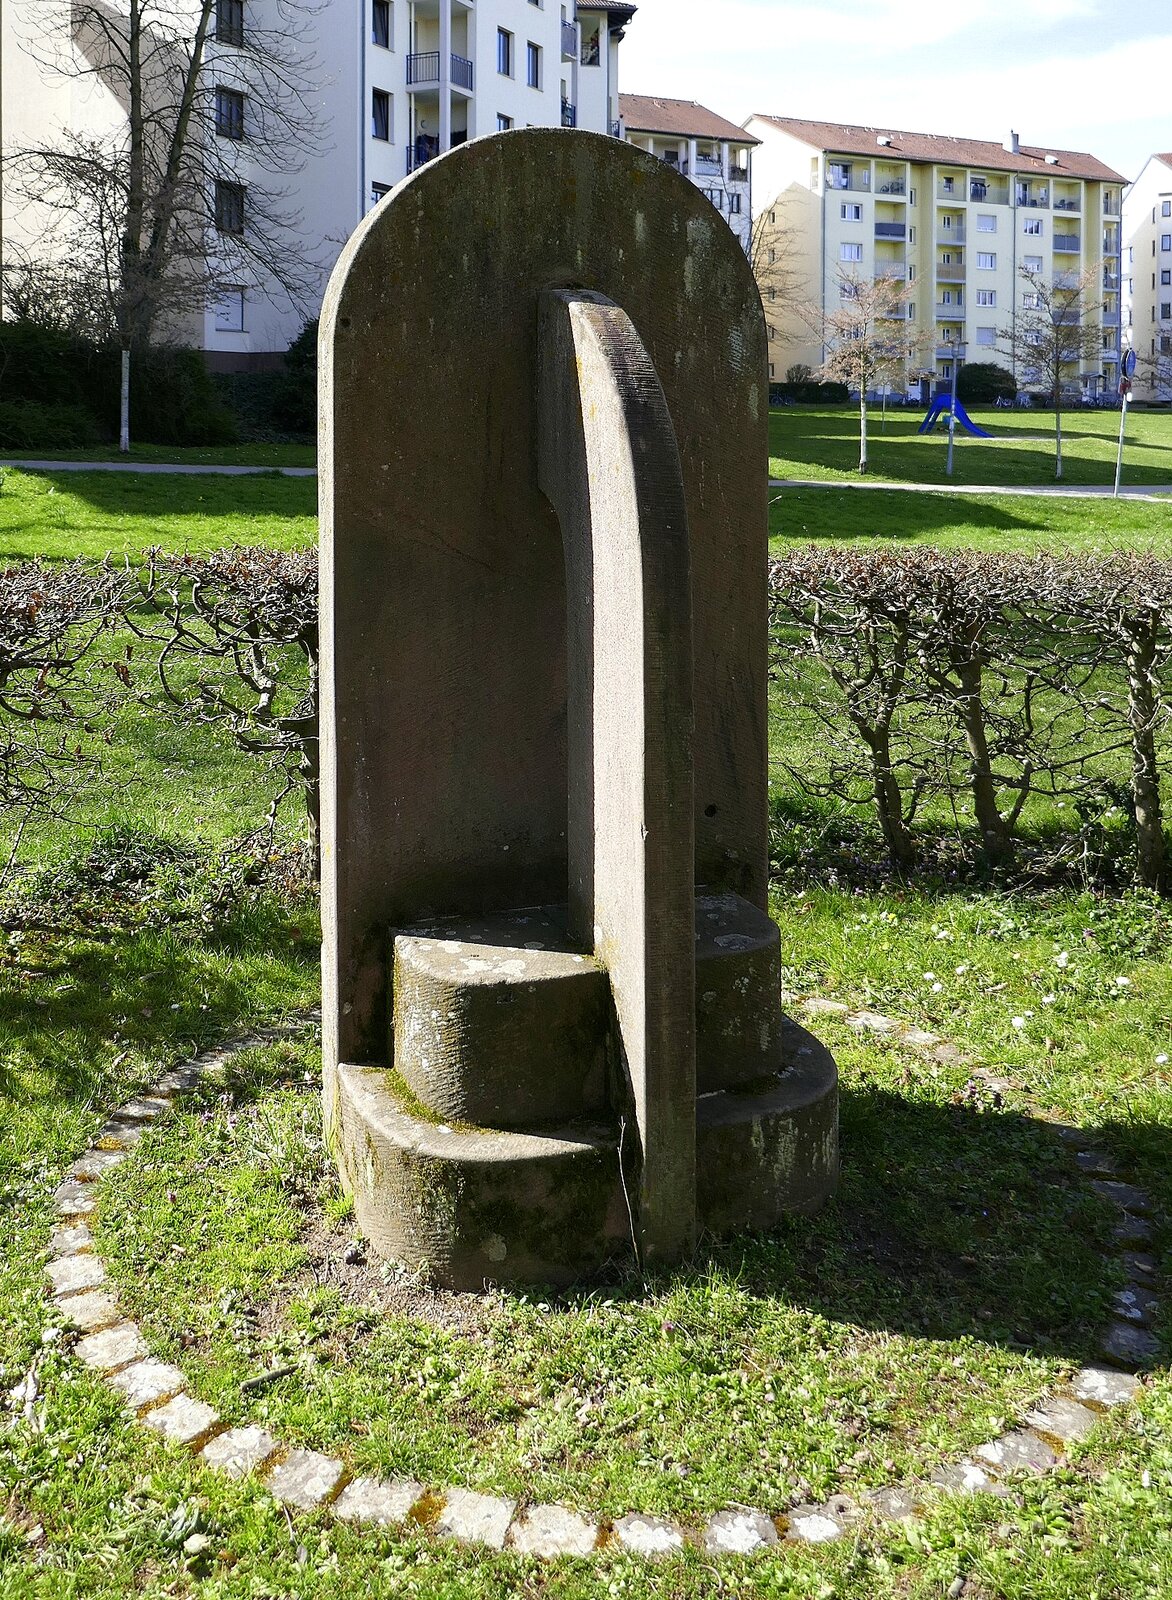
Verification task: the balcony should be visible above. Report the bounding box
[561,98,576,128]
[937,225,967,245]
[828,170,870,193]
[726,166,748,185]
[1103,196,1120,216]
[692,153,724,175]
[1053,233,1081,253]
[936,304,964,317]
[407,137,439,174]
[1016,188,1050,208]
[1103,271,1120,291]
[1054,270,1081,288]
[561,19,577,56]
[406,51,474,91]
[936,263,966,281]
[610,119,622,138]
[875,221,906,239]
[1054,197,1081,212]
[875,178,906,196]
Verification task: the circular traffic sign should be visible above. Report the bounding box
[1123,349,1137,379]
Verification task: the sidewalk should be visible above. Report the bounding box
[0,459,317,477]
[771,477,1172,502]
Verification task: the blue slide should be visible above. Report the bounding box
[917,395,994,438]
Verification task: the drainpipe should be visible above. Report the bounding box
[439,0,451,153]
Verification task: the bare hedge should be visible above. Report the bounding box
[770,548,1172,885]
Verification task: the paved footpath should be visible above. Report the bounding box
[0,458,316,477]
[773,476,1172,501]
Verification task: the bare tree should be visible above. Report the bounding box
[803,271,929,474]
[4,0,328,450]
[998,265,1103,480]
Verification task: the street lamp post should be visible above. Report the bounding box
[946,336,965,477]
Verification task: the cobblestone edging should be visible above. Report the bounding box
[38,1004,1159,1562]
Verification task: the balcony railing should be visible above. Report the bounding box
[1103,272,1120,291]
[407,138,438,174]
[561,98,576,128]
[875,221,906,239]
[610,119,622,138]
[937,225,967,244]
[692,153,724,175]
[1103,196,1120,216]
[936,305,964,317]
[828,171,870,192]
[875,179,906,196]
[969,183,1010,205]
[1054,270,1081,288]
[1053,233,1081,253]
[406,50,473,90]
[726,166,748,184]
[936,263,966,281]
[1054,197,1081,212]
[1017,189,1050,208]
[561,19,577,56]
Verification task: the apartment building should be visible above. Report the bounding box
[1122,153,1172,401]
[746,116,1125,398]
[619,95,757,252]
[1,0,636,367]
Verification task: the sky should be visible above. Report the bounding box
[618,0,1172,182]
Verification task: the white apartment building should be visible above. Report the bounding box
[619,95,757,253]
[1122,152,1172,401]
[746,116,1125,398]
[1,0,636,367]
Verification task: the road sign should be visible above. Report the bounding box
[1122,349,1137,379]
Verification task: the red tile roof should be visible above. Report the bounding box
[620,95,759,145]
[750,116,1126,184]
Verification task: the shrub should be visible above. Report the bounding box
[0,399,100,450]
[957,362,1016,404]
[769,381,850,406]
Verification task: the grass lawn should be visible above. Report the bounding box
[769,404,1172,489]
[2,459,1172,1597]
[0,442,316,469]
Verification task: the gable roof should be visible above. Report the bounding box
[621,94,759,146]
[749,115,1126,184]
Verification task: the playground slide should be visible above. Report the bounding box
[916,395,994,438]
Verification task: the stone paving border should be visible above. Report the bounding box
[37,1004,1159,1562]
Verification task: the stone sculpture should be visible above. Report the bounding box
[319,128,837,1288]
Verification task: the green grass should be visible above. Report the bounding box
[771,484,1172,553]
[769,404,1172,488]
[0,467,316,561]
[0,442,316,468]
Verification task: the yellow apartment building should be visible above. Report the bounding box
[745,116,1126,400]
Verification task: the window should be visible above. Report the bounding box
[579,14,601,65]
[1163,303,1172,320]
[214,180,245,235]
[370,182,389,207]
[372,0,390,46]
[840,202,862,221]
[703,187,723,210]
[371,88,390,141]
[215,0,243,45]
[1023,217,1042,236]
[1163,200,1171,217]
[767,324,776,339]
[942,289,953,305]
[909,302,916,320]
[942,174,954,193]
[526,41,541,88]
[497,28,513,75]
[975,326,996,347]
[769,363,775,380]
[497,113,513,132]
[214,86,244,140]
[840,241,863,262]
[767,248,776,264]
[768,287,776,301]
[729,193,742,215]
[1023,292,1040,309]
[977,252,996,269]
[1163,234,1172,251]
[908,186,916,205]
[908,225,915,244]
[1163,270,1171,286]
[213,288,245,331]
[828,161,851,190]
[1024,254,1043,273]
[976,289,996,307]
[977,214,996,233]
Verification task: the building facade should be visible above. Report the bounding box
[1,0,636,366]
[1122,153,1172,402]
[619,95,757,253]
[746,116,1125,398]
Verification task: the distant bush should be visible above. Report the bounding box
[211,319,316,442]
[0,399,100,450]
[957,362,1016,404]
[769,381,850,406]
[785,364,814,385]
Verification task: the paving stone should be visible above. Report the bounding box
[54,1181,97,1217]
[702,1509,778,1555]
[1049,1122,1086,1145]
[267,1449,346,1511]
[201,1425,281,1479]
[612,1513,686,1556]
[46,1253,105,1297]
[847,1010,899,1035]
[801,997,849,1017]
[1123,1252,1158,1278]
[1114,1214,1153,1245]
[1071,1366,1141,1407]
[1101,1320,1161,1368]
[1114,1284,1161,1325]
[333,1477,424,1527]
[66,1148,128,1182]
[1073,1150,1117,1175]
[932,1042,967,1065]
[975,1430,1057,1476]
[434,1488,517,1551]
[1091,1180,1152,1215]
[55,1290,121,1332]
[900,1027,940,1048]
[930,1461,1010,1497]
[49,1223,92,1256]
[141,1393,221,1445]
[96,1120,146,1149]
[107,1358,186,1410]
[867,1486,920,1522]
[785,1504,845,1543]
[508,1503,599,1557]
[1025,1396,1100,1443]
[75,1322,147,1373]
[154,1065,205,1094]
[114,1097,171,1122]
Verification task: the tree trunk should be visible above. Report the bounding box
[863,727,915,868]
[1124,616,1165,891]
[858,392,868,474]
[1054,403,1064,480]
[119,347,131,454]
[952,650,1013,864]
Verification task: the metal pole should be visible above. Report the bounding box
[946,343,960,477]
[1114,386,1130,498]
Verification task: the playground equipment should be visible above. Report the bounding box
[917,395,994,438]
